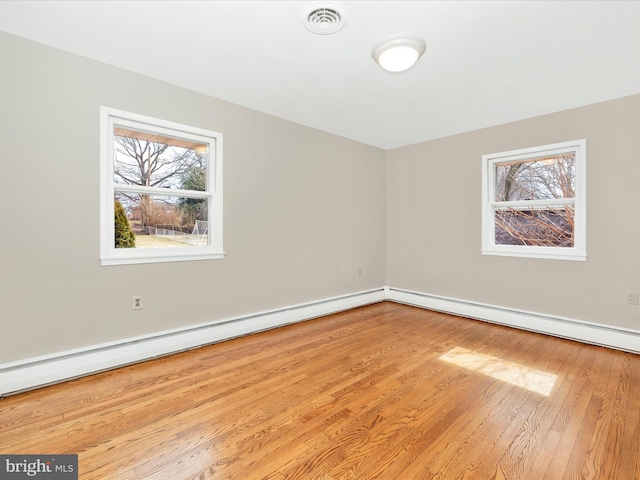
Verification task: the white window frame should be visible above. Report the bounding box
[481,139,586,261]
[100,107,224,266]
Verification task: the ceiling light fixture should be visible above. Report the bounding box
[372,34,426,73]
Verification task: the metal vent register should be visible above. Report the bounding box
[304,2,346,35]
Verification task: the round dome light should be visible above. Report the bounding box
[372,34,426,73]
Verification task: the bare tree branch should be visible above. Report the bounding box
[113,135,205,228]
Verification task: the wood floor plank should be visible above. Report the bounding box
[545,349,612,480]
[626,354,640,480]
[603,353,632,479]
[389,325,549,480]
[487,337,576,480]
[1,302,638,480]
[520,340,591,479]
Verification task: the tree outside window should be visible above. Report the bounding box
[482,140,586,261]
[100,107,223,266]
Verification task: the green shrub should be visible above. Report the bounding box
[115,200,136,248]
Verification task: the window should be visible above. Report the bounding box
[100,107,223,265]
[481,139,586,261]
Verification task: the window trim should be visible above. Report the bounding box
[100,107,224,266]
[481,139,586,261]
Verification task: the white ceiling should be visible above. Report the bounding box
[1,1,640,150]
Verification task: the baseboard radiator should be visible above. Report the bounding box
[2,286,638,396]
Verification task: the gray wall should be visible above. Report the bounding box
[0,32,386,363]
[387,93,640,330]
[2,30,638,367]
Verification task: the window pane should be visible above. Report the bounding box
[494,206,574,247]
[495,154,575,202]
[113,127,208,191]
[115,193,209,248]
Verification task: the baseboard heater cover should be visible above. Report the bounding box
[386,286,640,355]
[0,288,386,396]
[3,286,638,396]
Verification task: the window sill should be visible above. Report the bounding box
[481,248,586,262]
[101,251,225,266]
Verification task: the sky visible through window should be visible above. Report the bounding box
[113,131,209,248]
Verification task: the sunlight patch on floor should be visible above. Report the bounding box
[439,346,557,396]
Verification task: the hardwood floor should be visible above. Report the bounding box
[1,302,639,479]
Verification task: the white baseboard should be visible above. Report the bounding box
[3,285,638,396]
[386,286,640,354]
[0,288,386,396]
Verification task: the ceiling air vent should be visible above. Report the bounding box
[303,2,346,35]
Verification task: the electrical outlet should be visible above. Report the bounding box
[627,292,638,305]
[133,295,143,310]
[358,267,362,276]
